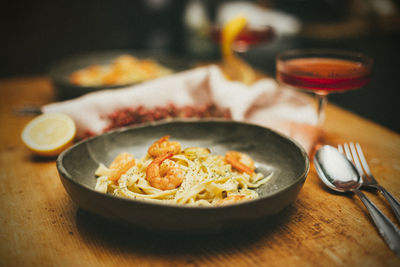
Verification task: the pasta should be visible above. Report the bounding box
[94,136,272,206]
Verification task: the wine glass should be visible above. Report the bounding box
[276,49,373,127]
[210,24,275,53]
[209,16,275,84]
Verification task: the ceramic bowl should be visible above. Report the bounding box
[57,120,309,233]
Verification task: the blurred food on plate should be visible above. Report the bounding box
[49,50,192,99]
[69,54,173,87]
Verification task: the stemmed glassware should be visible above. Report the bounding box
[276,49,373,126]
[207,16,275,84]
[210,23,274,53]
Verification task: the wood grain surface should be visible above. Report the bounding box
[0,76,399,266]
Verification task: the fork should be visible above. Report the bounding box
[338,142,400,223]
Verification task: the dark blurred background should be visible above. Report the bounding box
[1,0,399,132]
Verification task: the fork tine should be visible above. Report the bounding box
[337,144,344,154]
[349,142,365,176]
[355,143,372,176]
[343,143,352,161]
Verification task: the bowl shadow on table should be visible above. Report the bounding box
[74,205,297,256]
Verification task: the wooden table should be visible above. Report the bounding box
[1,76,399,266]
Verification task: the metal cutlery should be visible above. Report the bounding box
[338,142,400,223]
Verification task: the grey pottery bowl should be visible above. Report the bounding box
[57,120,309,233]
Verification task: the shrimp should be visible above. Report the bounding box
[146,152,184,190]
[225,151,255,175]
[217,195,249,205]
[147,136,181,157]
[108,152,136,184]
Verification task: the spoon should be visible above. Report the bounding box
[314,145,400,256]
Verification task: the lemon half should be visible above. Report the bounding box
[21,113,76,157]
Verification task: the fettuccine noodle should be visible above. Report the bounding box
[94,136,272,206]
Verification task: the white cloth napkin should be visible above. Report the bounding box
[43,65,319,152]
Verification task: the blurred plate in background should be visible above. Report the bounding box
[49,50,193,99]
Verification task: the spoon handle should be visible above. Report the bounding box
[354,189,400,256]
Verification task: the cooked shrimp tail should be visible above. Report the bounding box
[108,152,136,184]
[225,151,255,175]
[146,152,184,190]
[148,135,181,157]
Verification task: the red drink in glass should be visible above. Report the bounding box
[276,49,373,126]
[277,58,372,92]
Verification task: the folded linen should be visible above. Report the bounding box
[42,65,319,152]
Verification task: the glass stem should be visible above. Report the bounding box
[316,92,328,126]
